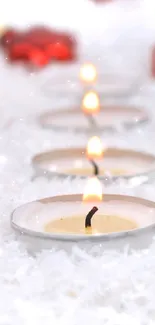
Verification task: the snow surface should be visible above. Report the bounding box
[1,0,155,323]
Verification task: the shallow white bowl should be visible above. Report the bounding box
[32,147,155,186]
[11,194,155,252]
[39,106,149,134]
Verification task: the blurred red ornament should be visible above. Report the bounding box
[8,42,31,61]
[25,27,57,48]
[28,48,49,67]
[0,28,17,48]
[45,42,74,61]
[0,26,77,68]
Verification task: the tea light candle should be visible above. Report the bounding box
[39,106,149,133]
[86,136,104,176]
[32,147,155,184]
[81,90,100,127]
[40,62,149,133]
[79,63,100,127]
[11,179,155,251]
[45,178,136,235]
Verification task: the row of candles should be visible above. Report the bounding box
[80,63,100,116]
[35,63,146,236]
[12,62,152,244]
[43,63,141,235]
[75,64,105,233]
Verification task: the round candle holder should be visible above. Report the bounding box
[32,147,155,185]
[40,67,144,101]
[11,194,155,252]
[39,106,149,134]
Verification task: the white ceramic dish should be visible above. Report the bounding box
[39,106,149,134]
[32,147,155,185]
[11,194,155,252]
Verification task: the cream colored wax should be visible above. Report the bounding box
[64,167,128,176]
[45,214,137,234]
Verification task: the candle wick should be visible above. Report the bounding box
[85,206,98,228]
[85,114,97,127]
[89,159,99,175]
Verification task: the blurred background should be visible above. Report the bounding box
[1,0,155,68]
[1,0,155,123]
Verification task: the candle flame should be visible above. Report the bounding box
[86,136,103,159]
[83,177,103,202]
[82,91,100,114]
[79,63,97,83]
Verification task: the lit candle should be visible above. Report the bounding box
[86,136,103,159]
[82,91,100,126]
[33,146,140,178]
[86,136,103,176]
[12,187,155,251]
[83,176,103,202]
[82,91,100,114]
[63,141,129,177]
[44,178,137,235]
[83,177,103,234]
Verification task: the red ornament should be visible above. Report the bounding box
[8,42,31,61]
[25,27,57,48]
[45,42,73,61]
[28,47,49,67]
[0,28,17,48]
[0,26,77,68]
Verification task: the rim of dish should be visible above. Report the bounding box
[32,147,155,184]
[11,194,155,242]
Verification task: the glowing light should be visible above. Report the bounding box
[82,91,100,114]
[79,63,97,83]
[86,136,103,159]
[83,177,103,202]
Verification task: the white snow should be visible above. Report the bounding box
[0,0,155,323]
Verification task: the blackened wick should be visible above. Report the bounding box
[90,160,99,175]
[85,206,98,228]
